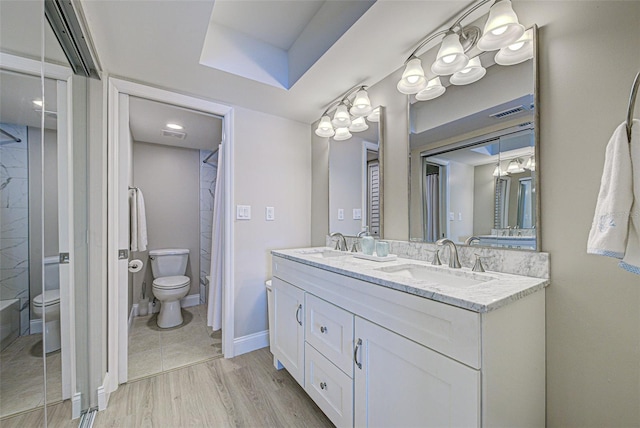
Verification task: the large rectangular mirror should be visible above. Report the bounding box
[329,106,384,238]
[409,27,538,250]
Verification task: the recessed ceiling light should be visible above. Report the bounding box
[166,123,183,130]
[33,100,43,107]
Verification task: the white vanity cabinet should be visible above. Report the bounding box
[271,254,545,428]
[271,277,305,386]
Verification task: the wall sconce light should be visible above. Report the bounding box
[315,85,376,141]
[506,158,525,174]
[525,155,536,171]
[493,164,508,177]
[397,0,526,100]
[416,77,446,101]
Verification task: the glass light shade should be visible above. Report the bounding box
[315,115,335,137]
[349,116,369,132]
[350,89,373,116]
[367,107,380,123]
[506,158,525,174]
[493,164,507,177]
[495,29,533,65]
[397,58,427,94]
[525,155,536,171]
[431,33,469,75]
[450,56,487,85]
[478,0,525,51]
[415,77,446,101]
[331,104,352,128]
[333,127,352,141]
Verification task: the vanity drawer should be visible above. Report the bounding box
[305,294,354,376]
[305,342,354,428]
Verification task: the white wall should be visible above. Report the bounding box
[233,107,310,339]
[312,2,640,426]
[132,141,201,300]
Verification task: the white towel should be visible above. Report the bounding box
[587,119,640,275]
[130,188,148,252]
[620,119,640,274]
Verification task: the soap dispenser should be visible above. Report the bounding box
[360,226,375,255]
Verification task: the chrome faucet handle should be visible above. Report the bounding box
[472,254,486,272]
[431,249,442,266]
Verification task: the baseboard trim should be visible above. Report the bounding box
[72,392,82,419]
[128,304,137,334]
[233,330,269,357]
[181,294,200,308]
[30,319,42,334]
[97,371,114,411]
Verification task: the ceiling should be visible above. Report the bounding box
[78,0,476,124]
[0,70,58,131]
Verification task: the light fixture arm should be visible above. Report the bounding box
[320,84,368,116]
[404,0,494,63]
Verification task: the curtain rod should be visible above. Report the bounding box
[0,127,21,142]
[203,145,220,164]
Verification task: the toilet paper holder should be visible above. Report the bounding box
[128,259,144,273]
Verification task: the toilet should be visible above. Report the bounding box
[32,256,61,353]
[149,248,191,328]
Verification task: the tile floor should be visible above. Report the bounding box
[128,303,222,381]
[0,333,62,418]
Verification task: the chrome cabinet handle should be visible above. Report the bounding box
[320,382,327,390]
[320,326,327,333]
[354,338,363,369]
[295,304,302,326]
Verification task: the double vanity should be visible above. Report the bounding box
[270,245,548,427]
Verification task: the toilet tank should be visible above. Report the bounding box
[149,249,189,278]
[44,255,60,291]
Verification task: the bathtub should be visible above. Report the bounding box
[0,299,20,351]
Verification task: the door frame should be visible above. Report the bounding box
[0,53,75,405]
[105,78,235,398]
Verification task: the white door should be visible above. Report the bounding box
[354,317,480,427]
[272,278,305,386]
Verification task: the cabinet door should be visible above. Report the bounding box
[354,317,480,428]
[272,278,305,386]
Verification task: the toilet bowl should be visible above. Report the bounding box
[32,256,61,353]
[149,248,191,328]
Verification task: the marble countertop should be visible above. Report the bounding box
[272,247,549,313]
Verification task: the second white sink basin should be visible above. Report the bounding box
[376,264,491,287]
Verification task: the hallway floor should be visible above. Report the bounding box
[128,303,222,381]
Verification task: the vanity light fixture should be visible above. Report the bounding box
[450,56,487,85]
[166,123,183,130]
[525,155,536,171]
[315,85,376,140]
[397,0,526,99]
[415,77,446,101]
[506,158,525,174]
[494,28,534,65]
[493,164,508,177]
[32,99,44,107]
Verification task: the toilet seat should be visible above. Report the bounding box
[33,290,61,307]
[153,275,190,290]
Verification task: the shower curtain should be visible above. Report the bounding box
[207,143,224,331]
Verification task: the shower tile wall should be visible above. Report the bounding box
[0,124,29,335]
[199,150,217,304]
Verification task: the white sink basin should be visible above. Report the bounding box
[295,248,351,259]
[376,264,491,287]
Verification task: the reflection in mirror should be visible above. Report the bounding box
[409,27,537,250]
[329,107,383,238]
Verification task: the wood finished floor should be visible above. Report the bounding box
[0,347,334,428]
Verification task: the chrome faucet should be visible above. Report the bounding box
[330,232,348,251]
[464,236,480,246]
[436,238,461,268]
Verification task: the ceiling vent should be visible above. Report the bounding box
[162,129,187,139]
[519,121,534,128]
[489,106,526,119]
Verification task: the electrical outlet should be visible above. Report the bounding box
[449,212,455,221]
[338,209,344,220]
[353,208,362,220]
[458,212,462,221]
[266,206,275,221]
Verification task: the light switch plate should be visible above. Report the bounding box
[338,209,344,220]
[449,212,455,221]
[266,206,275,221]
[237,205,251,220]
[353,208,362,220]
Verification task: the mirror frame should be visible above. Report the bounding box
[407,25,539,250]
[327,106,385,239]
